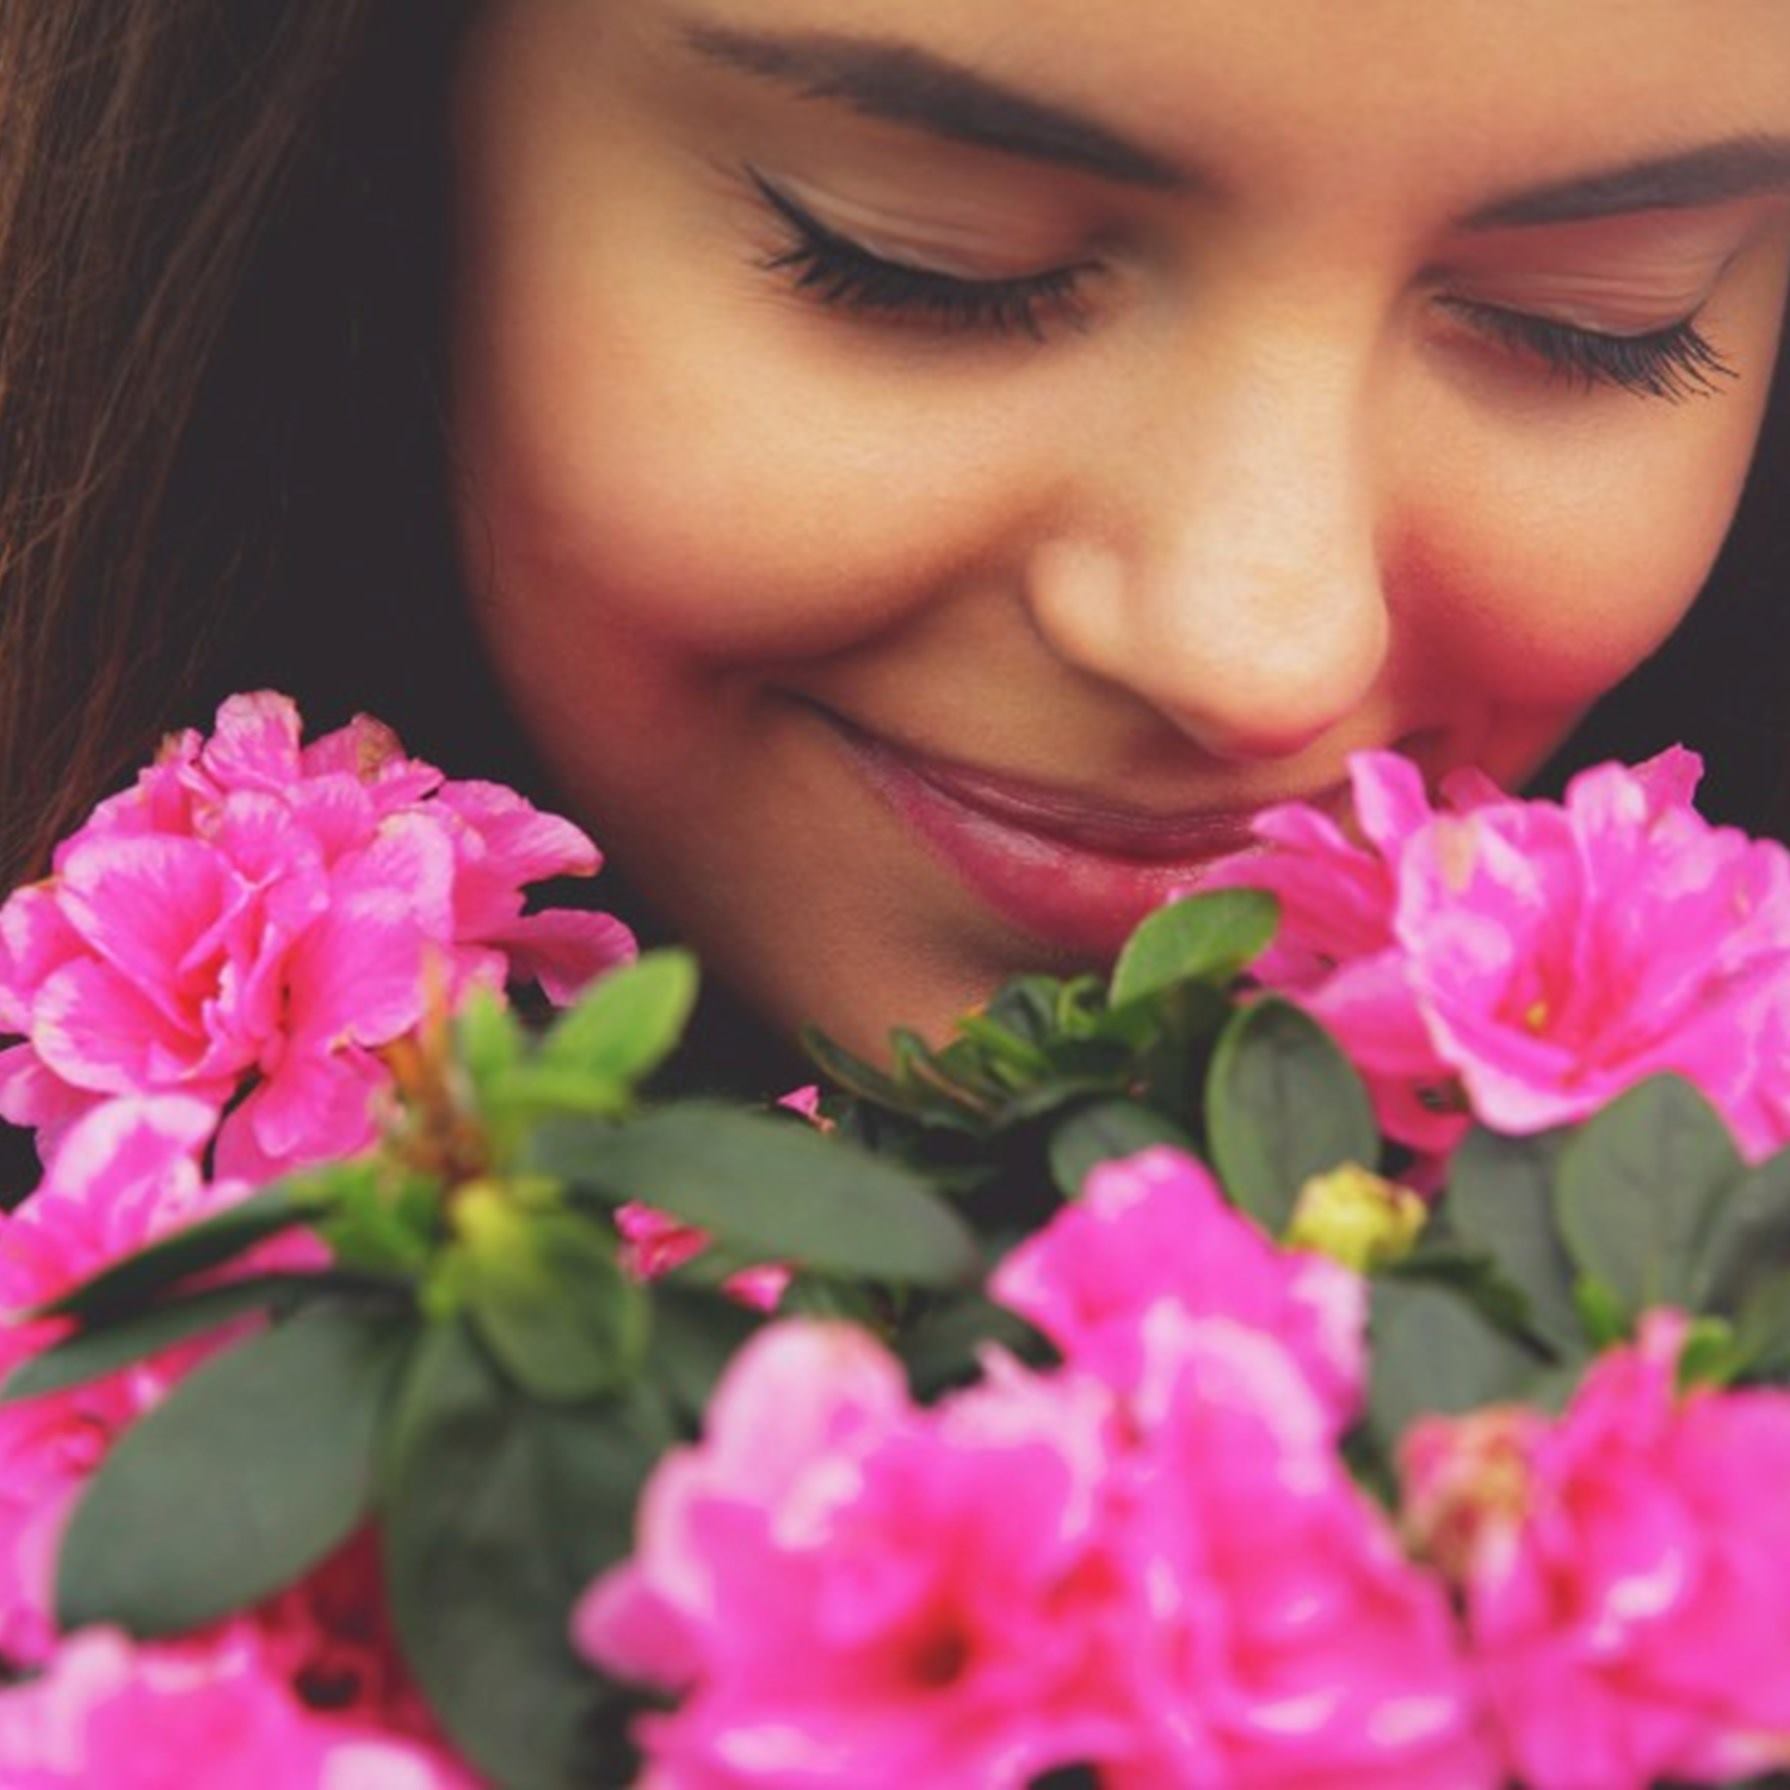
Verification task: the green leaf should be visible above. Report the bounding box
[1109,890,1279,1010]
[1675,1315,1744,1391]
[461,1209,648,1404]
[34,1179,337,1324]
[383,1321,665,1790]
[58,1303,409,1637]
[1555,1075,1744,1317]
[532,1104,982,1288]
[1205,999,1378,1233]
[801,1026,948,1122]
[1574,1276,1633,1349]
[1367,1278,1547,1447]
[485,1063,633,1121]
[898,1294,1052,1400]
[1689,1146,1790,1315]
[540,950,699,1088]
[3,1274,345,1405]
[456,987,524,1094]
[646,1284,762,1424]
[1731,1271,1790,1383]
[1444,1128,1582,1358]
[1047,1101,1195,1197]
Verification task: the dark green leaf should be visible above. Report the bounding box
[1047,1101,1195,1198]
[58,1303,409,1636]
[980,975,1066,1048]
[1444,1128,1581,1358]
[801,1027,952,1123]
[383,1321,667,1790]
[1555,1075,1743,1316]
[533,1104,982,1288]
[540,950,699,1087]
[1367,1278,1547,1447]
[646,1284,762,1423]
[463,1211,648,1403]
[1731,1271,1790,1383]
[1109,890,1279,1010]
[898,1294,1052,1400]
[1689,1146,1790,1315]
[3,1274,350,1405]
[34,1179,336,1324]
[1205,999,1378,1232]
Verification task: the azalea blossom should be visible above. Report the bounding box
[0,692,633,1177]
[1205,748,1790,1158]
[1105,1305,1496,1788]
[0,1614,474,1789]
[1401,1311,1790,1789]
[578,1323,1137,1789]
[988,1145,1366,1433]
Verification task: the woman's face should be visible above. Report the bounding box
[450,0,1790,1059]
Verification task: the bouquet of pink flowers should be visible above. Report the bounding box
[1,693,1789,1789]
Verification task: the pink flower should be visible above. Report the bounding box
[0,692,634,1177]
[0,1622,475,1788]
[989,1146,1366,1432]
[577,1324,1135,1789]
[615,1205,790,1315]
[1105,1306,1496,1788]
[1396,757,1790,1155]
[1208,747,1790,1159]
[0,1098,323,1665]
[1401,1312,1790,1789]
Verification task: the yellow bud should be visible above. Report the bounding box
[1284,1164,1427,1273]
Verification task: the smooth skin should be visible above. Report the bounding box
[450,0,1790,1060]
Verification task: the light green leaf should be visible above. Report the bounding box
[1109,890,1279,1010]
[540,950,699,1087]
[462,1210,648,1403]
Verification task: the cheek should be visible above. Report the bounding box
[1387,391,1767,717]
[453,247,1050,675]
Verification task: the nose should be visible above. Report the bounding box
[1024,349,1390,763]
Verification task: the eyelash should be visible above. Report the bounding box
[1442,300,1738,402]
[748,170,1739,401]
[749,169,1095,341]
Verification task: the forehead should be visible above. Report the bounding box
[648,0,1790,213]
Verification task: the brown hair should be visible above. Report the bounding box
[0,1,1785,898]
[0,0,498,891]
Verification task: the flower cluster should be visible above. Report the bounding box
[1402,1312,1790,1790]
[0,696,636,1783]
[0,692,634,1180]
[1205,749,1790,1158]
[581,1150,1497,1788]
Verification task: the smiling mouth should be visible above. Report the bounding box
[809,703,1347,960]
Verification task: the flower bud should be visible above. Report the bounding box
[1285,1164,1427,1272]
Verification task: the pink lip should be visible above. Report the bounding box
[818,710,1323,960]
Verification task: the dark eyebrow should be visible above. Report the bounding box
[1463,135,1790,228]
[684,22,1790,230]
[680,22,1192,191]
